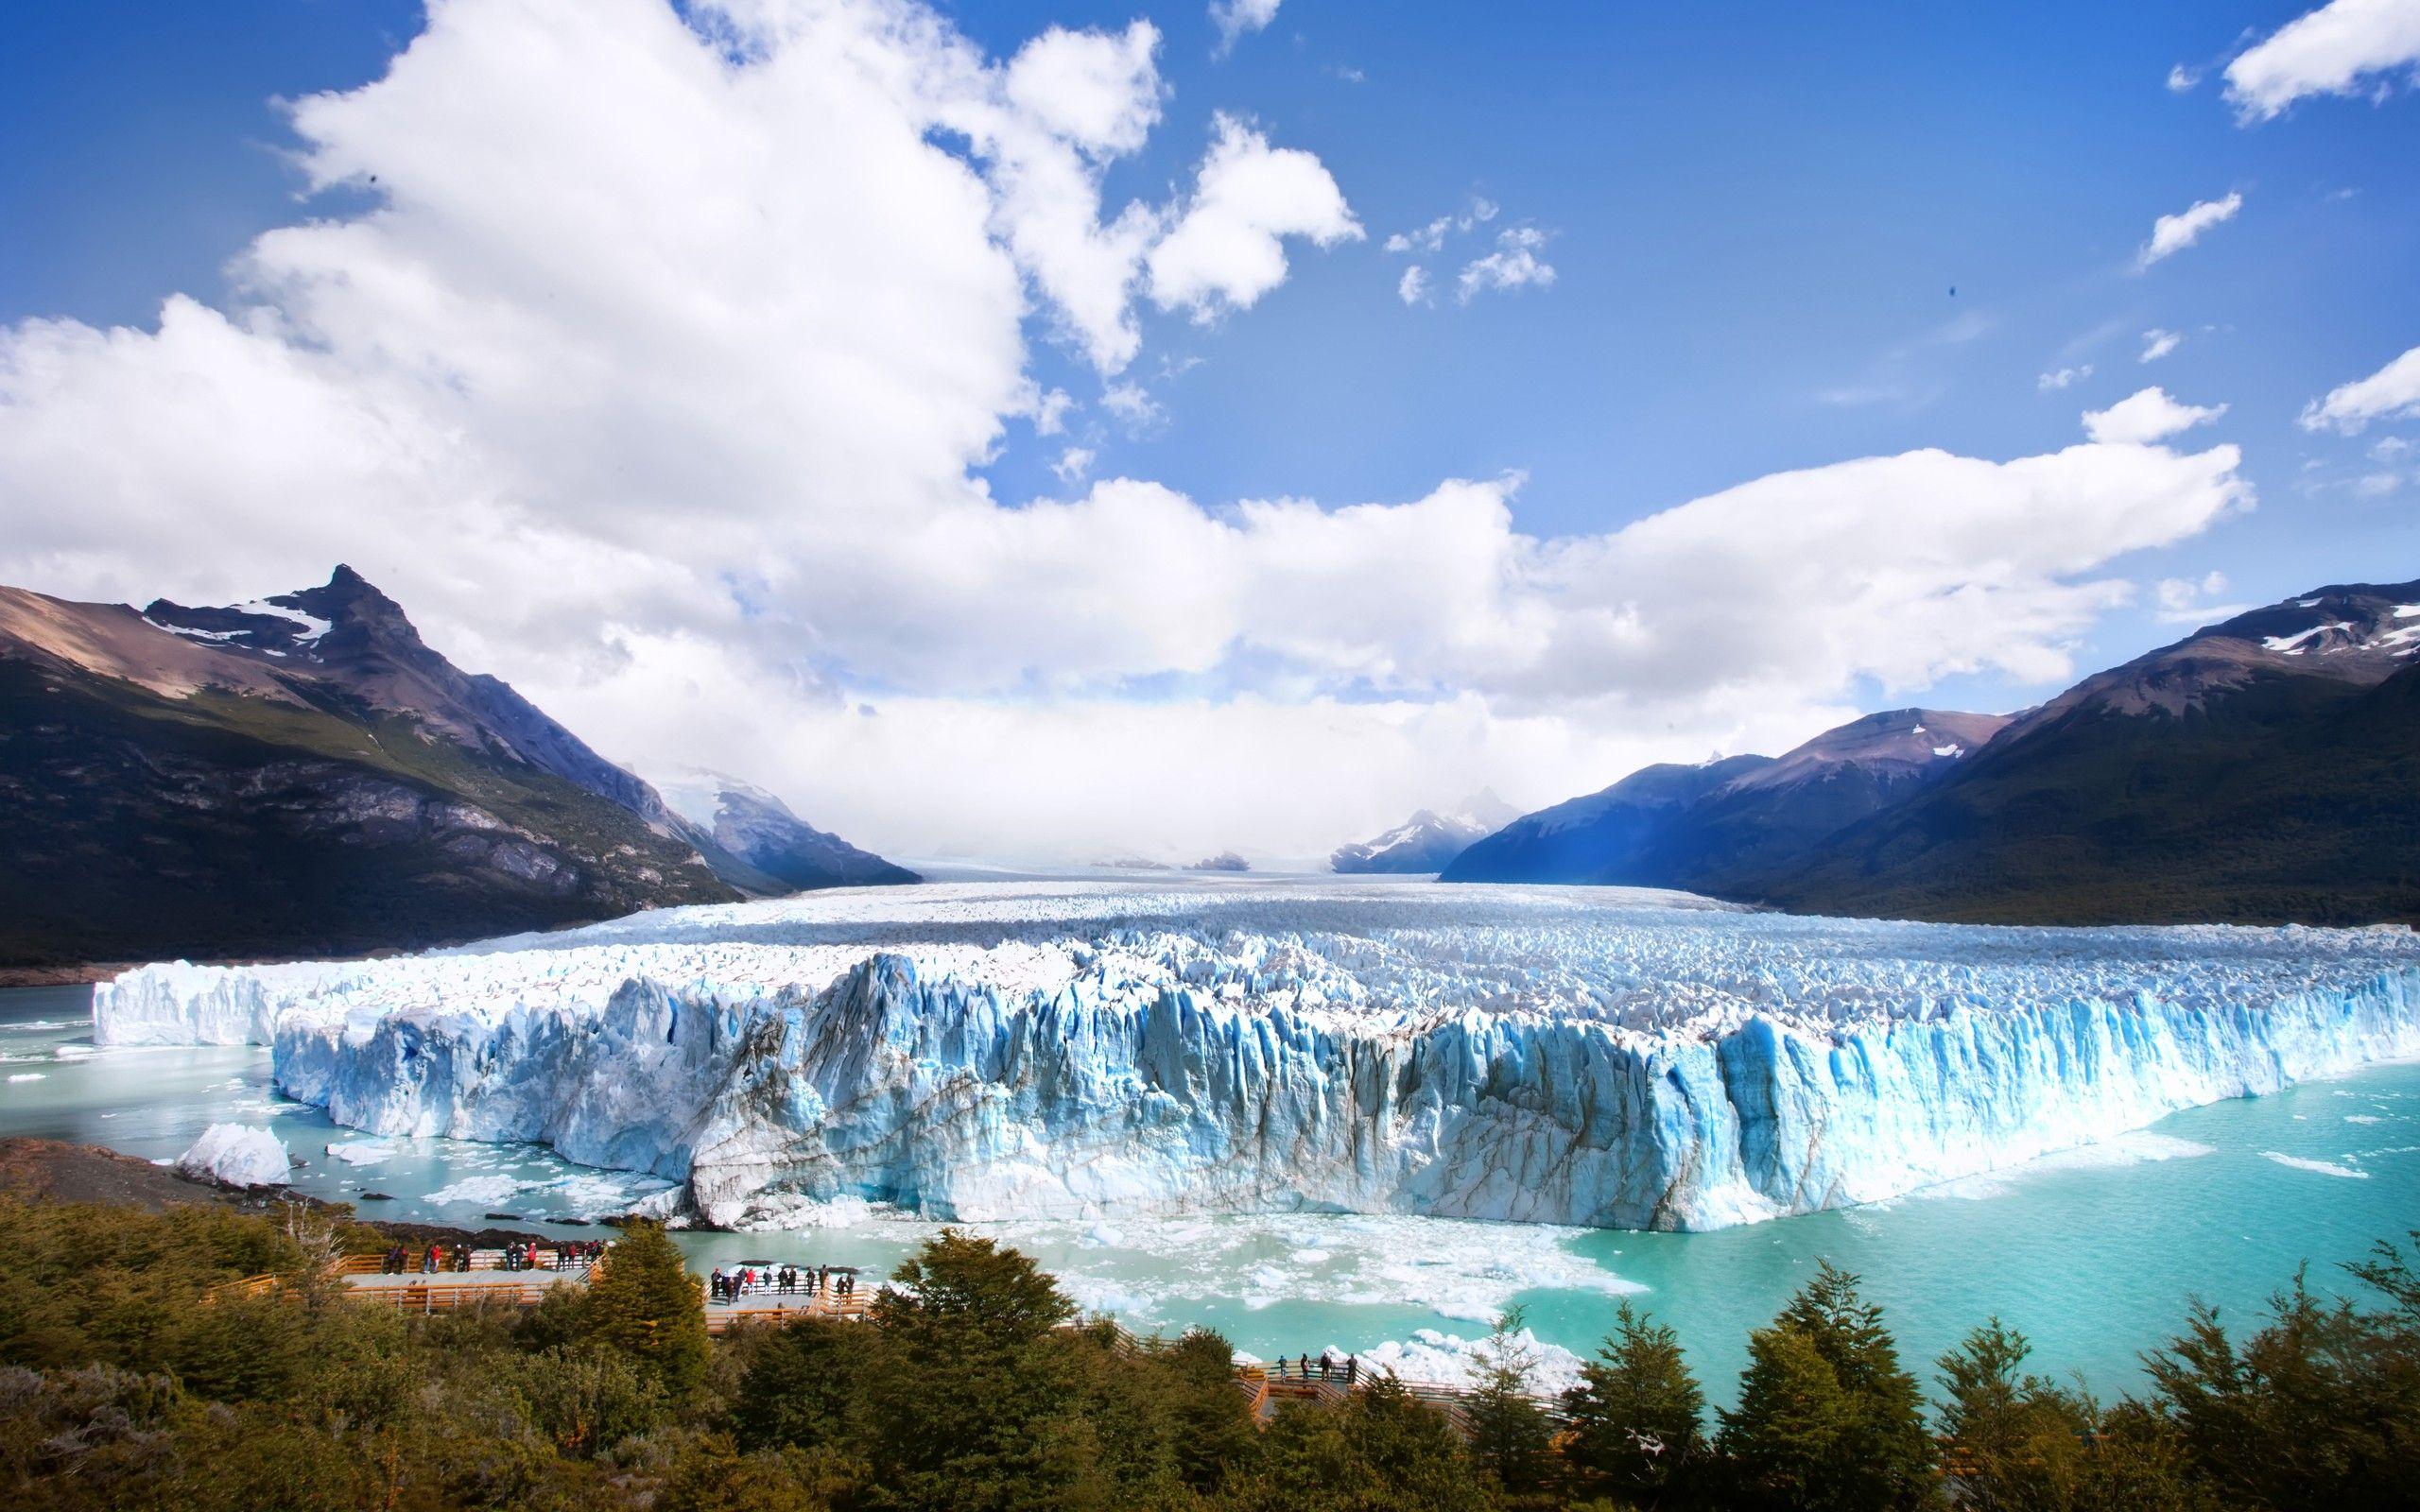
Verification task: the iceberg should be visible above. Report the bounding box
[175,1123,292,1189]
[95,881,2420,1230]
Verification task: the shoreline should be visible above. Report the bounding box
[0,1135,577,1250]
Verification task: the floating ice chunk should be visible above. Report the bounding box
[426,1174,526,1207]
[324,1140,392,1165]
[2260,1151,2369,1179]
[1347,1327,1588,1394]
[175,1124,291,1188]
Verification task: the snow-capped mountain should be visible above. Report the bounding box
[0,567,742,972]
[1330,790,1521,873]
[651,768,917,892]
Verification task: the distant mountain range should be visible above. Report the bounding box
[1331,790,1520,873]
[651,768,917,891]
[0,567,912,974]
[1444,579,2420,927]
[1443,712,2004,889]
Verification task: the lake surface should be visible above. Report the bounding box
[6,979,2416,1396]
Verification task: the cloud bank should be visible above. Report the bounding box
[0,0,2253,861]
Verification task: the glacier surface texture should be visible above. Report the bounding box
[94,880,2420,1230]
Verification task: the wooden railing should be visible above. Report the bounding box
[201,1273,284,1302]
[704,1291,873,1334]
[340,1246,601,1276]
[351,1280,562,1312]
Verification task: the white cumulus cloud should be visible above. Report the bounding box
[2139,329,2183,363]
[2038,365,2094,392]
[2138,192,2243,268]
[1458,226,1556,302]
[2301,344,2420,433]
[2083,387,2228,443]
[0,0,2257,863]
[2224,0,2420,121]
[1397,266,1432,306]
[1146,112,1362,323]
[1210,0,1281,58]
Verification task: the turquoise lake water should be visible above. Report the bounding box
[4,980,2415,1398]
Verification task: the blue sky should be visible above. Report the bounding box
[3,1,2417,858]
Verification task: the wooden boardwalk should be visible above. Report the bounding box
[705,1289,872,1333]
[334,1246,598,1310]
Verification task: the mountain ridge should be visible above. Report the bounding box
[1443,578,2420,926]
[0,569,910,973]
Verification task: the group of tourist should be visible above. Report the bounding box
[375,1238,609,1275]
[1276,1350,1360,1384]
[385,1243,473,1274]
[709,1263,856,1304]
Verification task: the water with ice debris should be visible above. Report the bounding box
[90,880,2420,1233]
[7,974,2420,1400]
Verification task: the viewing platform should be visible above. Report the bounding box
[330,1244,604,1311]
[704,1263,870,1333]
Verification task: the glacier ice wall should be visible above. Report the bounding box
[93,881,2420,1230]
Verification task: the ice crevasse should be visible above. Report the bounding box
[91,881,2420,1230]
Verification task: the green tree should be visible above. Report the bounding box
[1241,1374,1494,1512]
[1934,1318,2094,1511]
[1562,1300,1706,1504]
[1719,1260,1936,1511]
[730,1314,873,1455]
[579,1220,710,1400]
[1461,1305,1557,1500]
[656,1438,834,1512]
[2144,1236,2420,1510]
[515,1341,664,1456]
[863,1229,1097,1512]
[1158,1326,1258,1494]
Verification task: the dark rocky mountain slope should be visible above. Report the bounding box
[1752,581,2420,925]
[0,569,904,973]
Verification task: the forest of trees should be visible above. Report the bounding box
[1,1194,2415,1510]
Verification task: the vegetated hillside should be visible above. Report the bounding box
[1754,658,2420,926]
[0,571,741,972]
[2,1182,2414,1510]
[1627,710,2010,895]
[1448,580,2420,927]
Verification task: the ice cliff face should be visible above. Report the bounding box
[95,881,2420,1231]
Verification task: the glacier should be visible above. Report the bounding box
[92,879,2420,1231]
